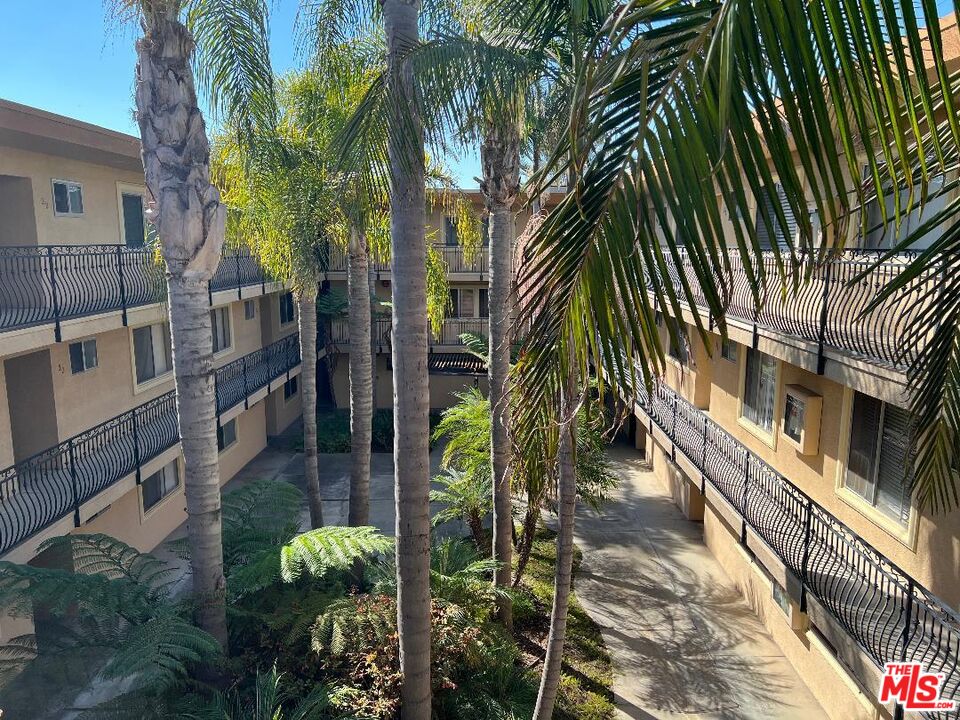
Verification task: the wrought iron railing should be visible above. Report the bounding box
[659,249,934,370]
[635,378,960,718]
[0,245,270,338]
[328,317,487,349]
[322,244,489,276]
[0,333,302,557]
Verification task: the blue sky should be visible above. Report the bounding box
[0,0,480,185]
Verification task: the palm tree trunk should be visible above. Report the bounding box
[480,123,520,630]
[512,499,540,586]
[383,1,432,717]
[348,228,373,526]
[299,281,324,528]
[533,355,578,720]
[135,12,227,648]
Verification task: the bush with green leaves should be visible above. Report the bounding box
[0,480,389,719]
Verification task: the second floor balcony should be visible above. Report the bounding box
[0,244,273,342]
[323,243,490,279]
[329,317,489,352]
[658,248,932,373]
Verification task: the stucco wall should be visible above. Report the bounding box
[79,401,267,553]
[0,145,144,247]
[0,362,14,468]
[699,328,960,605]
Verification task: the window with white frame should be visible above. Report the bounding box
[217,418,238,452]
[142,460,179,512]
[210,306,232,353]
[133,322,173,384]
[279,292,295,325]
[284,376,299,400]
[845,392,912,525]
[52,180,84,216]
[69,339,98,374]
[742,348,777,432]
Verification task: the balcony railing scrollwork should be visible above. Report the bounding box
[328,317,488,349]
[0,333,302,557]
[0,245,270,339]
[635,377,960,718]
[322,243,489,277]
[660,249,933,370]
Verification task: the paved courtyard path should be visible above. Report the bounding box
[574,443,825,720]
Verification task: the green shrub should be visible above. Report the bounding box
[310,409,442,453]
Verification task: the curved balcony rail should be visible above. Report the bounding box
[328,317,488,350]
[635,377,960,718]
[658,249,935,370]
[0,245,270,339]
[322,244,489,276]
[0,333,302,557]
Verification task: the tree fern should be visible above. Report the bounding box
[311,595,397,656]
[99,611,221,692]
[279,526,392,583]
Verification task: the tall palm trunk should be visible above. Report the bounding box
[299,280,324,528]
[347,228,373,526]
[384,1,432,717]
[533,351,578,720]
[480,123,520,630]
[134,13,227,647]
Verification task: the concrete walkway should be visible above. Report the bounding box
[574,443,825,720]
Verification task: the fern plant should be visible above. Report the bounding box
[430,468,492,550]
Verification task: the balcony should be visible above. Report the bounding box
[633,378,960,715]
[323,244,489,279]
[0,244,272,341]
[328,317,489,352]
[660,249,931,372]
[0,333,303,558]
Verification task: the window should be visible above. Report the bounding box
[721,338,738,363]
[121,192,146,247]
[279,292,295,325]
[217,418,238,452]
[742,348,777,432]
[478,289,489,319]
[142,460,179,512]
[133,323,173,384]
[845,392,912,524]
[244,300,256,320]
[666,318,688,364]
[284,376,299,400]
[69,339,98,374]
[444,217,458,246]
[448,289,461,318]
[755,183,796,250]
[52,180,83,216]
[210,307,232,353]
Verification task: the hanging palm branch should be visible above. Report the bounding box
[508,0,960,513]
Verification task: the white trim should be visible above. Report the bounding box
[210,303,235,358]
[116,182,147,246]
[129,321,174,394]
[736,347,780,450]
[833,387,919,548]
[51,178,84,217]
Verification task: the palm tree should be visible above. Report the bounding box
[382,0,433,715]
[508,0,960,715]
[123,0,274,647]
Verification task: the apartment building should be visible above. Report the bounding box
[320,193,558,410]
[628,160,960,717]
[0,100,309,630]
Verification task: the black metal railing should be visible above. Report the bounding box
[322,244,489,276]
[0,245,270,337]
[659,249,933,370]
[329,317,487,349]
[635,378,960,718]
[0,333,302,557]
